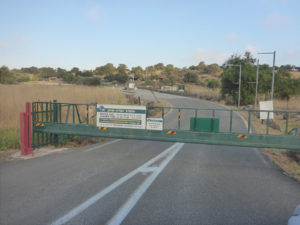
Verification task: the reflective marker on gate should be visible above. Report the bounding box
[236,134,247,139]
[166,130,176,135]
[99,127,108,131]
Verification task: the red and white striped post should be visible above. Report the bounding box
[20,102,32,156]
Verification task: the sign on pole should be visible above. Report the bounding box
[146,118,163,130]
[97,104,146,129]
[259,101,274,120]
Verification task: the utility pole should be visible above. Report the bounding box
[258,51,276,101]
[271,51,276,101]
[255,59,259,111]
[238,64,241,108]
[226,64,242,108]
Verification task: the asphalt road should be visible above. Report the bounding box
[1,90,299,225]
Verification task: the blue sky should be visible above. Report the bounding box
[0,0,299,69]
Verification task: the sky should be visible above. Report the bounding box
[0,0,299,70]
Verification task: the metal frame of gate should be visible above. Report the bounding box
[30,100,300,150]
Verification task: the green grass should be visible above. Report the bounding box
[0,128,20,151]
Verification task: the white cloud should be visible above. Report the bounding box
[282,49,300,64]
[245,44,260,54]
[86,5,104,21]
[0,40,4,50]
[225,32,238,42]
[192,49,230,64]
[0,32,30,51]
[264,12,290,28]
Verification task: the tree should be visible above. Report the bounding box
[189,61,206,73]
[205,64,221,75]
[154,63,164,71]
[221,54,256,105]
[0,66,16,84]
[70,67,79,74]
[197,61,206,73]
[94,63,116,76]
[145,66,155,79]
[115,64,129,83]
[117,64,128,75]
[162,64,175,77]
[104,74,116,82]
[56,68,67,78]
[21,66,39,74]
[62,72,74,83]
[131,66,144,80]
[183,72,198,83]
[75,70,93,77]
[163,75,176,86]
[224,51,256,67]
[38,67,56,78]
[115,73,128,83]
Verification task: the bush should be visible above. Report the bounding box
[82,77,101,86]
[62,72,74,83]
[115,73,129,83]
[207,79,221,89]
[183,72,198,83]
[15,73,30,83]
[76,71,93,77]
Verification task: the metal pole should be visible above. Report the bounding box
[255,60,259,111]
[238,64,241,108]
[271,51,276,101]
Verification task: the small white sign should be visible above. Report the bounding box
[259,101,274,120]
[129,83,135,89]
[97,104,146,129]
[146,118,163,130]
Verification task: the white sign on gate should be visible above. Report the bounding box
[146,118,163,130]
[97,104,146,129]
[259,101,274,120]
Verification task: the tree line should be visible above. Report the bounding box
[1,52,299,105]
[0,61,223,86]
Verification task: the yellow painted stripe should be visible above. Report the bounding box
[84,139,121,152]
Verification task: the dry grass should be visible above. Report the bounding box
[184,84,222,101]
[0,84,128,131]
[264,149,300,182]
[273,96,300,111]
[198,73,222,83]
[291,71,300,79]
[236,97,300,182]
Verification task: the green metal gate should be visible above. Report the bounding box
[31,100,300,150]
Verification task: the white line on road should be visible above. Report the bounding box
[51,142,184,225]
[106,142,184,225]
[84,139,121,152]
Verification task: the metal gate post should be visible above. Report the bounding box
[20,102,32,155]
[53,100,59,146]
[26,102,32,154]
[20,112,26,155]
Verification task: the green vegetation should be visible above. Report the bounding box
[183,72,198,83]
[1,53,299,105]
[0,66,30,84]
[221,52,300,105]
[0,128,19,151]
[207,79,221,89]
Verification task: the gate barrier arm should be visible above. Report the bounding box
[30,101,300,150]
